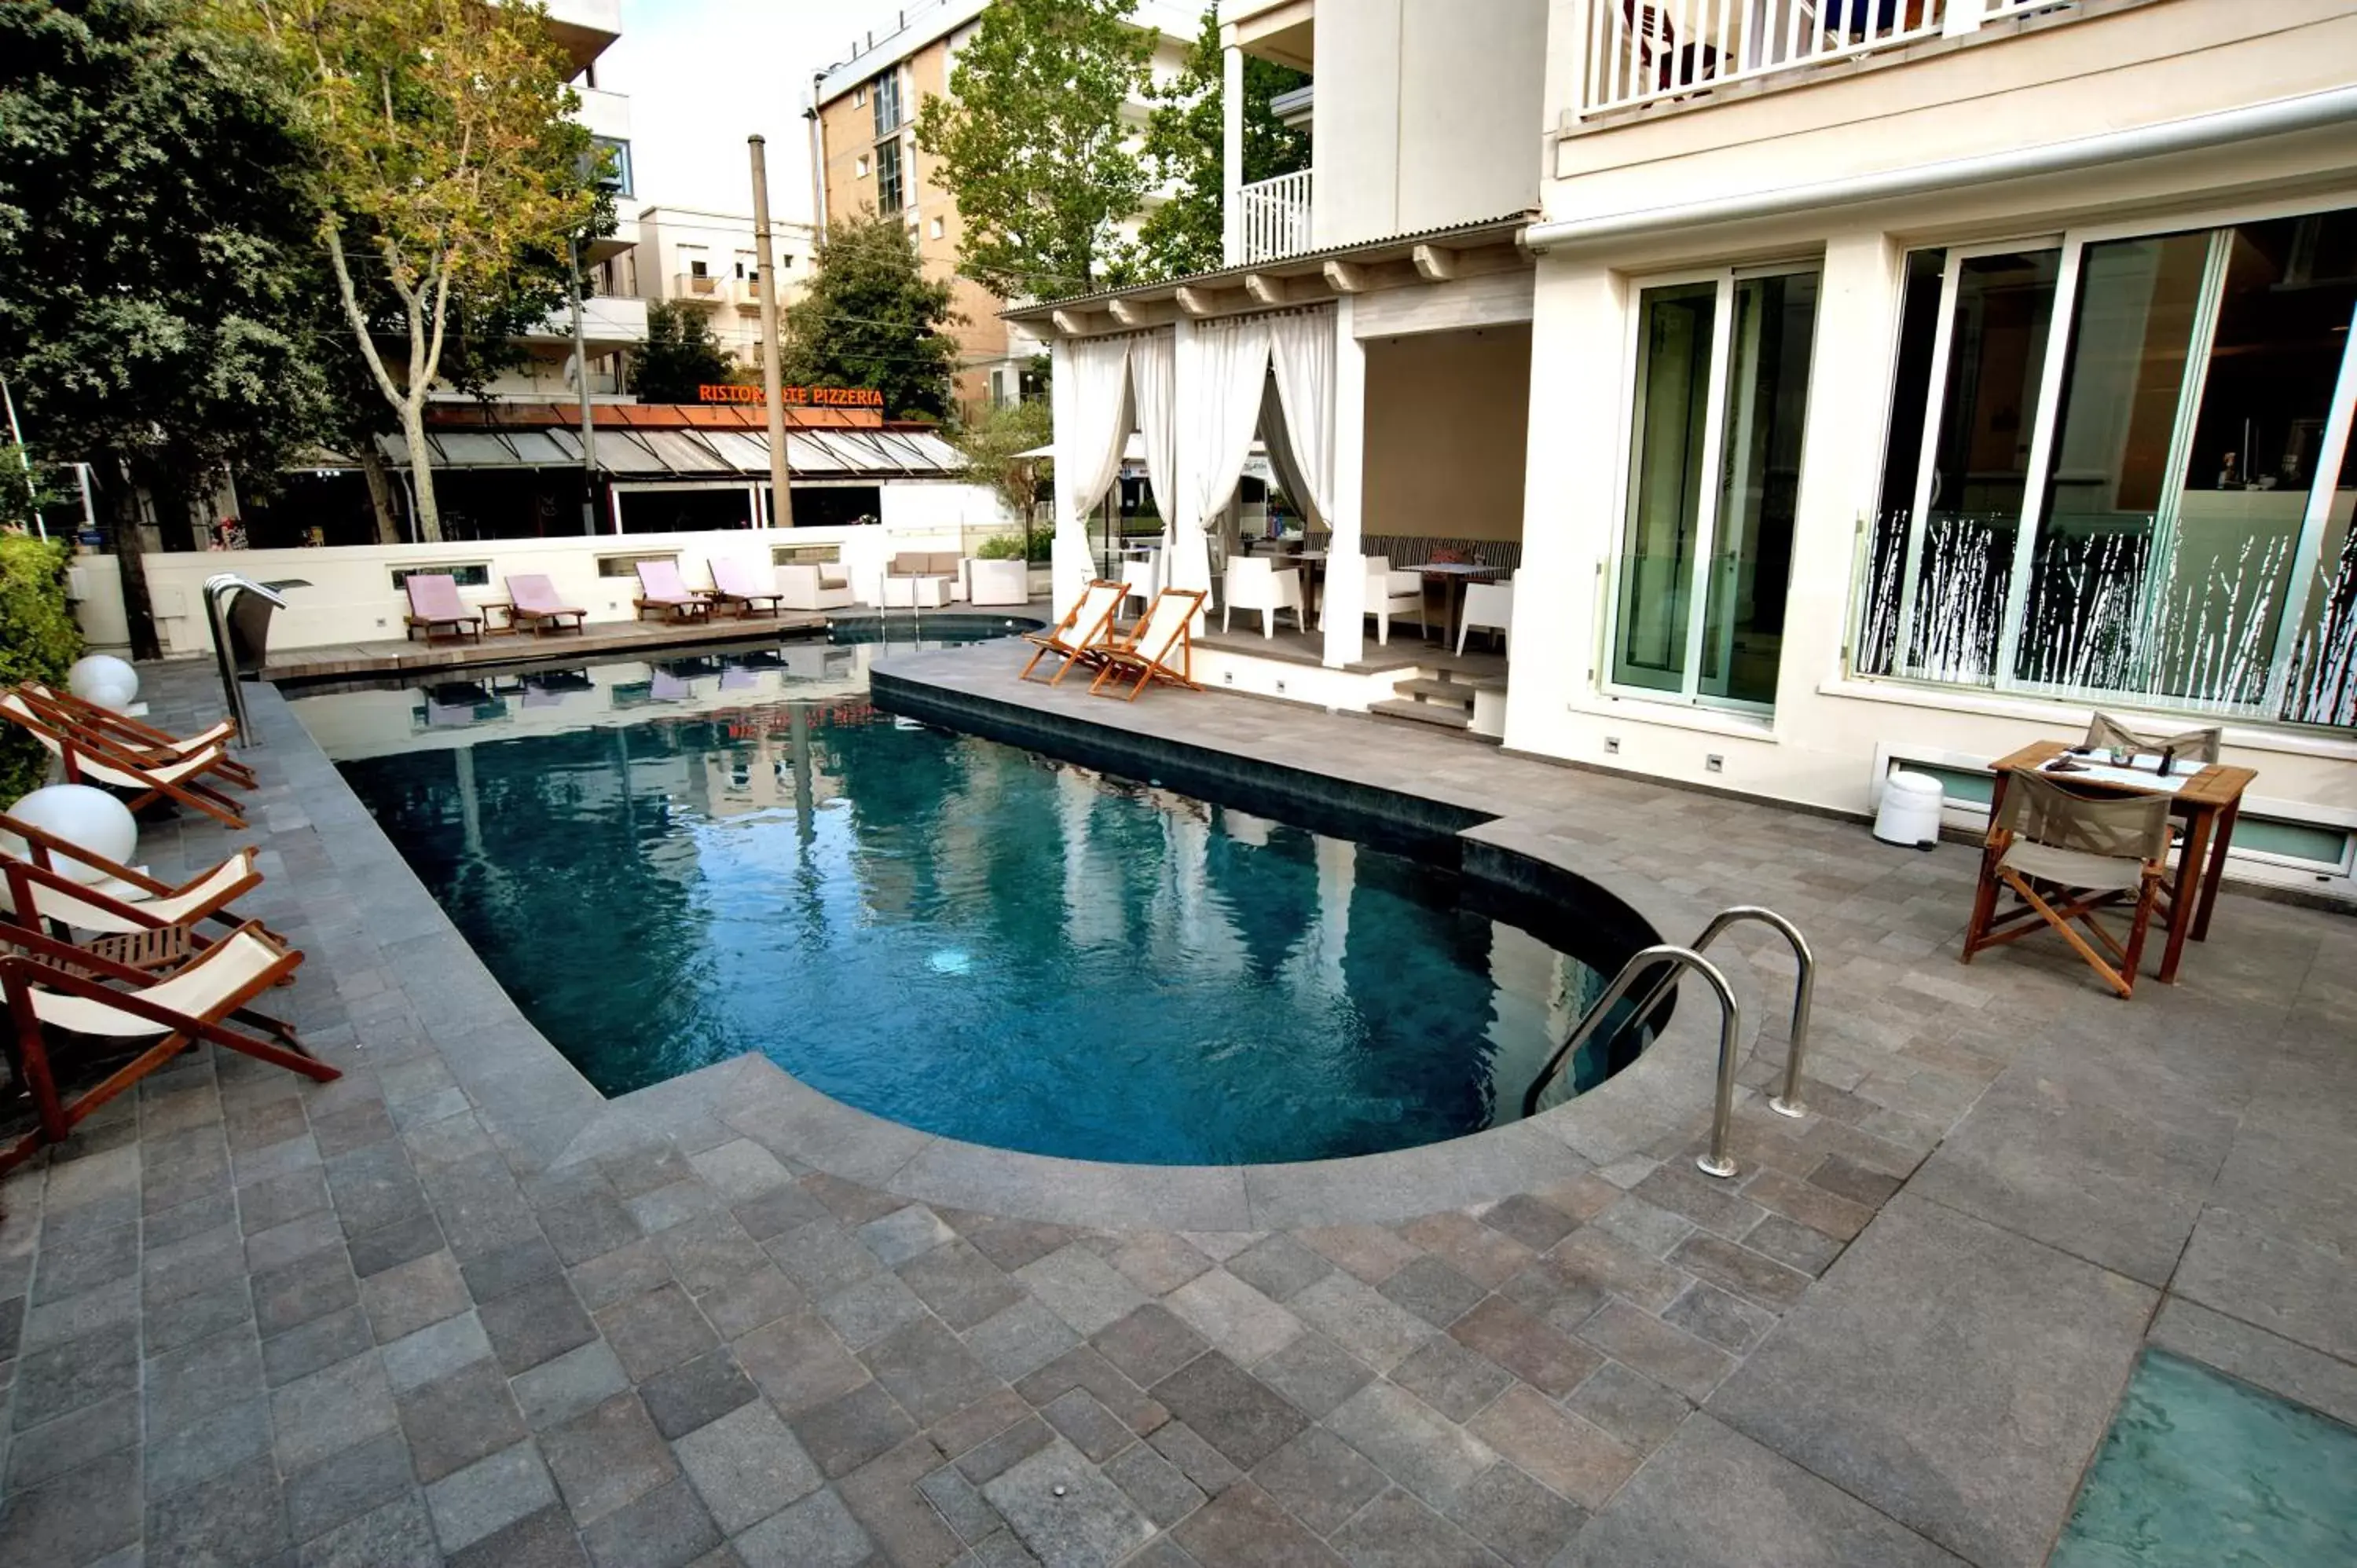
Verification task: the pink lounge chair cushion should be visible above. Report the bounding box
[636,559,702,603]
[507,575,582,616]
[405,574,475,624]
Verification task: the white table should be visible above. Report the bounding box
[1411,561,1503,648]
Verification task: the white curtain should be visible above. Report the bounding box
[1268,309,1336,530]
[1050,333,1133,612]
[1180,313,1273,595]
[1129,330,1178,548]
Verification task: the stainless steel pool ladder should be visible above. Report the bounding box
[1520,905,1816,1181]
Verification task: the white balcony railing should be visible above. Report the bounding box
[1582,0,2073,117]
[1236,169,1314,265]
[675,273,722,300]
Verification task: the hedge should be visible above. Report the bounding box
[0,534,85,804]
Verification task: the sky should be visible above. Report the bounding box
[596,0,908,224]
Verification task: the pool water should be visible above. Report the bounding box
[296,637,1636,1165]
[2052,1348,2357,1567]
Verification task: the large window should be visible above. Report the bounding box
[591,136,632,197]
[1613,267,1820,711]
[875,136,904,214]
[872,69,902,139]
[1860,204,2357,727]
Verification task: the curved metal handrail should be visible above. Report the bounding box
[1523,943,1746,1179]
[1626,906,1816,1117]
[202,573,290,750]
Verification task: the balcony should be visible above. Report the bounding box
[1579,0,2077,117]
[519,293,647,354]
[674,273,724,302]
[1235,169,1314,265]
[731,277,765,311]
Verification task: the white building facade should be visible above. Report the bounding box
[1014,0,2357,904]
[635,207,817,370]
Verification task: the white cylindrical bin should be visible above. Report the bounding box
[1874,771,1944,849]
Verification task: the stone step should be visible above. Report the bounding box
[1370,697,1472,731]
[1395,676,1478,706]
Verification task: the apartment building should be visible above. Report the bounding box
[805,0,1201,412]
[636,207,818,371]
[1011,0,2357,903]
[468,0,649,402]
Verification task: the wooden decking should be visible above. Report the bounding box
[262,609,835,680]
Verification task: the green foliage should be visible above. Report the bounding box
[1135,6,1311,282]
[634,301,739,405]
[913,0,1154,300]
[219,0,605,540]
[783,213,961,423]
[973,531,1051,563]
[0,0,330,496]
[0,446,71,536]
[952,398,1052,529]
[0,536,84,803]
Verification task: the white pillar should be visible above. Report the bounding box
[1048,335,1092,621]
[1171,313,1214,626]
[1321,296,1368,669]
[1222,44,1245,268]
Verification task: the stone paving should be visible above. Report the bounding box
[0,643,2350,1568]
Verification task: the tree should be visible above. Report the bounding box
[1135,5,1310,281]
[0,0,329,658]
[634,302,737,405]
[783,214,961,423]
[913,0,1154,301]
[953,398,1052,547]
[221,0,603,542]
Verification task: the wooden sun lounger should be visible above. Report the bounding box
[709,559,786,618]
[0,693,248,829]
[503,574,588,636]
[1018,580,1127,686]
[2,811,271,973]
[1089,588,1208,702]
[19,683,255,789]
[404,573,485,643]
[0,921,333,1173]
[635,560,715,622]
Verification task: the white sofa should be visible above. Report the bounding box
[777,563,855,610]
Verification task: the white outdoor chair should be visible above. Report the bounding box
[1458,574,1514,655]
[1362,557,1427,647]
[1222,557,1307,638]
[1120,551,1160,614]
[777,563,856,610]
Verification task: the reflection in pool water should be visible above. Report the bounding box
[295,639,1633,1164]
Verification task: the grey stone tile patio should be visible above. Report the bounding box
[0,648,2350,1567]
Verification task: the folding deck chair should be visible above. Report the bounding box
[1018,580,1127,686]
[20,683,254,789]
[3,813,268,973]
[1961,770,2172,998]
[1,921,333,1173]
[1089,588,1208,702]
[0,693,248,829]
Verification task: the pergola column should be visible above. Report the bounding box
[1321,295,1368,669]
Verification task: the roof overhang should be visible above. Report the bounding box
[1003,214,1534,336]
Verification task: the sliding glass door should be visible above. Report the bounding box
[1615,267,1820,712]
[1860,201,2357,727]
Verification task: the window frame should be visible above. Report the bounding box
[1603,258,1824,716]
[1864,191,2357,725]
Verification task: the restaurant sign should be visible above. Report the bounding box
[698,384,884,409]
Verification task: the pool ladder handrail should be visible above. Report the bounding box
[1629,906,1816,1119]
[1519,905,1816,1181]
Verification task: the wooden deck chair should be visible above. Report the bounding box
[634,559,713,622]
[403,573,484,643]
[1089,588,1208,702]
[1961,771,2172,998]
[1018,580,1127,686]
[4,840,266,974]
[709,558,785,618]
[0,921,332,1173]
[19,682,254,789]
[0,693,248,829]
[16,683,256,794]
[2084,712,2223,766]
[504,574,588,636]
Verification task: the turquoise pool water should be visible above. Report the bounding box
[2053,1348,2357,1567]
[295,636,1640,1164]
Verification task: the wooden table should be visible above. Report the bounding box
[1987,739,2255,984]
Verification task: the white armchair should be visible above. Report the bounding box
[1120,551,1160,614]
[1363,555,1427,647]
[968,558,1030,606]
[1222,556,1307,638]
[1458,574,1513,654]
[777,563,855,610]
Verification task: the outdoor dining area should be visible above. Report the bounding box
[1956,711,2256,999]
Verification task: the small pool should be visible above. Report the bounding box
[290,631,1646,1164]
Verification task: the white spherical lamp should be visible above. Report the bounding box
[2,784,138,885]
[68,654,141,713]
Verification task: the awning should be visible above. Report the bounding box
[366,425,965,482]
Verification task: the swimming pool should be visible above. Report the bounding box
[289,632,1648,1165]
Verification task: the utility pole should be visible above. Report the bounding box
[567,238,599,533]
[750,134,794,529]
